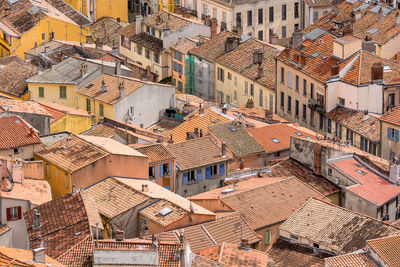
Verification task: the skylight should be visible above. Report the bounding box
[295,132,302,136]
[271,138,280,143]
[367,28,378,35]
[384,65,392,72]
[221,188,235,194]
[212,119,220,124]
[158,207,172,217]
[356,169,367,175]
[311,52,320,58]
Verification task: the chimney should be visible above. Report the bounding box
[395,11,400,25]
[390,158,400,185]
[362,36,376,54]
[257,66,263,79]
[292,30,304,47]
[232,26,243,36]
[331,65,340,77]
[240,239,249,249]
[80,63,88,77]
[293,53,300,64]
[115,60,121,76]
[33,247,45,264]
[33,209,41,229]
[11,159,23,184]
[342,23,353,36]
[253,48,263,64]
[350,11,356,23]
[101,79,107,93]
[355,10,361,21]
[221,142,226,157]
[142,184,149,192]
[156,15,162,24]
[210,18,217,39]
[183,10,191,18]
[115,230,125,241]
[4,8,10,17]
[314,143,322,175]
[186,132,191,140]
[136,15,143,34]
[199,129,203,137]
[95,40,103,50]
[199,103,204,115]
[225,36,239,53]
[299,52,306,66]
[118,81,126,98]
[194,128,199,138]
[371,62,383,82]
[269,32,278,45]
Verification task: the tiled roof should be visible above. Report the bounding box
[198,242,269,267]
[247,124,316,153]
[89,17,129,48]
[189,31,239,62]
[266,158,340,197]
[280,198,400,255]
[168,108,232,143]
[167,137,227,170]
[171,37,198,54]
[0,246,64,267]
[0,178,52,206]
[325,252,377,267]
[0,55,22,65]
[77,74,145,105]
[266,238,330,267]
[209,122,265,157]
[0,99,51,117]
[119,23,136,39]
[0,225,10,236]
[147,213,261,252]
[24,191,101,259]
[132,32,163,52]
[366,235,400,267]
[0,115,41,149]
[220,177,326,230]
[380,105,400,126]
[191,254,221,267]
[327,155,400,206]
[139,199,188,228]
[135,143,175,164]
[44,0,91,26]
[142,11,191,33]
[36,101,89,122]
[304,0,332,7]
[0,61,38,97]
[216,38,280,89]
[57,236,181,267]
[326,106,380,142]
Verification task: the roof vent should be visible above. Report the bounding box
[230,127,236,132]
[158,207,172,217]
[221,188,235,194]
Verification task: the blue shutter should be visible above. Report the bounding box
[169,162,173,174]
[160,164,163,177]
[154,165,158,178]
[197,169,202,181]
[388,127,392,139]
[396,130,399,142]
[183,172,188,184]
[206,167,211,179]
[219,164,225,176]
[164,185,170,190]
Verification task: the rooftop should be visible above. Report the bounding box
[131,32,163,53]
[304,0,332,7]
[280,198,400,255]
[118,23,136,39]
[0,115,41,150]
[209,122,265,157]
[0,61,38,97]
[167,137,227,171]
[327,155,400,206]
[324,252,376,266]
[380,105,400,126]
[1,178,52,206]
[36,101,90,122]
[0,99,51,117]
[366,235,400,266]
[24,191,102,259]
[142,11,191,33]
[0,246,64,267]
[247,124,316,153]
[134,143,175,164]
[170,37,199,54]
[89,17,129,48]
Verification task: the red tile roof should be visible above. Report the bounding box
[135,143,175,164]
[0,116,41,149]
[366,235,400,267]
[0,246,64,267]
[324,252,376,267]
[328,155,400,206]
[380,105,400,126]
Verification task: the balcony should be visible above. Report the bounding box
[308,99,325,114]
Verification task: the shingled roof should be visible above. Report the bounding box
[0,61,38,97]
[0,115,41,150]
[89,17,129,48]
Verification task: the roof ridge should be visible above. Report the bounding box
[57,235,93,260]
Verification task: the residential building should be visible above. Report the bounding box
[380,106,400,160]
[63,0,129,22]
[27,57,132,108]
[76,73,175,127]
[0,99,52,136]
[0,0,92,59]
[0,158,52,248]
[186,31,238,100]
[303,0,332,28]
[34,134,148,198]
[191,176,327,251]
[0,246,64,266]
[215,37,281,109]
[37,101,92,134]
[247,123,316,162]
[209,121,265,170]
[85,176,215,238]
[0,116,41,160]
[134,143,176,190]
[23,191,103,259]
[89,17,130,48]
[0,61,38,100]
[167,136,229,196]
[279,198,400,255]
[119,12,210,81]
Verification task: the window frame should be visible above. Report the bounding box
[59,86,67,99]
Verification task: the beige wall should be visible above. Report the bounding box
[0,144,41,161]
[191,198,233,213]
[256,222,282,252]
[381,121,400,160]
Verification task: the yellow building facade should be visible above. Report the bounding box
[64,0,128,22]
[29,83,78,107]
[37,158,72,199]
[51,113,93,134]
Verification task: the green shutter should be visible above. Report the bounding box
[59,86,67,98]
[99,104,104,117]
[265,230,271,245]
[86,99,91,112]
[38,87,44,98]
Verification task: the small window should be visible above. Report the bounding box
[99,104,104,117]
[271,138,280,143]
[13,148,18,154]
[7,207,21,221]
[265,230,271,245]
[258,8,263,24]
[137,45,142,55]
[86,98,91,112]
[145,49,150,59]
[258,30,263,41]
[38,87,44,98]
[41,33,46,42]
[234,76,237,85]
[46,164,50,178]
[59,86,67,99]
[154,53,160,63]
[356,169,367,175]
[282,4,287,20]
[64,173,69,188]
[295,132,302,136]
[328,168,332,175]
[338,97,345,106]
[290,235,298,242]
[313,243,319,248]
[228,72,232,80]
[282,26,287,38]
[151,28,155,36]
[146,26,150,33]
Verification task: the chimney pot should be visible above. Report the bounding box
[257,66,263,79]
[225,36,240,53]
[118,81,126,98]
[371,62,383,82]
[141,184,149,192]
[33,247,45,264]
[33,209,41,229]
[221,142,227,157]
[331,65,340,77]
[299,52,306,66]
[210,18,217,39]
[269,32,278,45]
[240,239,249,249]
[101,79,107,93]
[115,61,121,76]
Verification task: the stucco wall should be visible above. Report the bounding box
[0,144,41,161]
[193,57,214,100]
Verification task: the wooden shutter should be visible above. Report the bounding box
[388,127,391,139]
[6,208,11,221]
[17,206,22,219]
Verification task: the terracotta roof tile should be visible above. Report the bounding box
[132,32,163,52]
[0,225,10,236]
[171,37,198,54]
[119,23,136,39]
[325,252,377,266]
[380,105,400,126]
[280,198,400,255]
[0,99,51,117]
[191,254,221,267]
[36,101,90,122]
[366,235,400,266]
[142,11,191,33]
[139,199,188,228]
[0,115,41,149]
[0,61,38,97]
[0,246,64,267]
[135,143,175,164]
[90,17,129,48]
[1,178,52,206]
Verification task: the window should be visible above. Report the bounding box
[223,12,227,23]
[217,67,225,82]
[295,75,299,91]
[259,89,263,107]
[145,49,150,59]
[303,79,307,95]
[154,53,160,63]
[146,26,150,33]
[295,23,299,30]
[64,173,69,188]
[258,8,263,24]
[294,2,299,18]
[250,84,254,96]
[213,8,217,18]
[244,81,248,95]
[258,30,263,40]
[99,103,104,117]
[38,87,44,98]
[310,83,314,99]
[302,104,307,120]
[280,67,284,84]
[59,86,67,99]
[280,92,284,108]
[197,169,203,181]
[388,127,400,142]
[247,10,252,26]
[219,163,225,176]
[282,26,287,38]
[46,164,50,178]
[287,95,292,112]
[265,230,271,245]
[269,7,274,22]
[183,170,196,184]
[338,97,345,106]
[328,118,332,133]
[282,4,287,20]
[151,28,155,36]
[287,71,292,88]
[6,207,21,221]
[173,62,183,73]
[203,4,207,15]
[178,81,183,91]
[86,98,91,112]
[149,166,155,178]
[234,90,237,100]
[236,12,242,27]
[228,72,232,80]
[41,33,46,42]
[295,100,299,117]
[13,148,18,154]
[313,11,319,22]
[137,45,142,55]
[234,76,237,85]
[319,114,323,130]
[49,32,55,40]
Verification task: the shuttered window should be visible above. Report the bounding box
[6,207,21,221]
